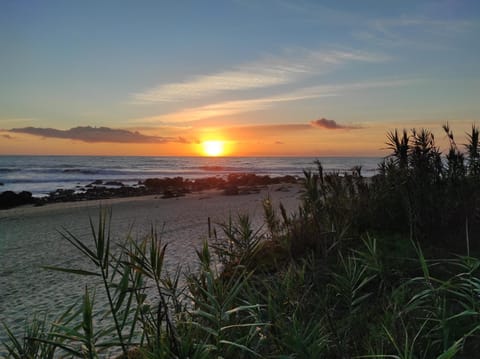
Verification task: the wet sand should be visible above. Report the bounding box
[0,184,301,344]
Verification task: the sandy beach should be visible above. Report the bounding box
[0,184,302,344]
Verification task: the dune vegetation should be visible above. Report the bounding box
[4,124,480,358]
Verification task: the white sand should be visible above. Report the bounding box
[0,184,302,343]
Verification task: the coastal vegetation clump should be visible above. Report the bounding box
[3,124,480,358]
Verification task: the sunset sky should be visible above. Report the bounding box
[1,0,479,156]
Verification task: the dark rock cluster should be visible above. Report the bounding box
[0,174,300,210]
[0,191,36,209]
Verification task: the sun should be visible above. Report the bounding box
[202,140,224,156]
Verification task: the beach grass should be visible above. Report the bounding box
[4,124,480,358]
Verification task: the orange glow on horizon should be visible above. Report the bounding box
[5,119,471,157]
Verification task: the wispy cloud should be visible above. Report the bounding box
[9,126,190,144]
[132,68,300,103]
[227,123,312,135]
[372,17,473,36]
[202,121,363,143]
[136,91,335,124]
[310,118,361,130]
[356,16,474,48]
[210,123,311,144]
[132,49,388,103]
[136,78,416,124]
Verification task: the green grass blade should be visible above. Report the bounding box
[30,338,83,357]
[2,322,24,356]
[59,228,100,265]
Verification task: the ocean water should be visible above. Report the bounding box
[0,156,382,196]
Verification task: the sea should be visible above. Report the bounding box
[0,156,382,196]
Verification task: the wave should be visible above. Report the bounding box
[62,169,99,174]
[198,165,253,172]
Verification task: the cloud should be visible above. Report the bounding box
[132,49,388,103]
[9,126,190,144]
[233,123,311,134]
[132,69,297,103]
[216,124,312,142]
[136,91,336,124]
[135,78,415,124]
[177,136,190,144]
[372,17,472,37]
[310,118,362,130]
[356,16,473,49]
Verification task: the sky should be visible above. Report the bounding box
[1,0,479,156]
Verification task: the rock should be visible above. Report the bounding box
[105,181,124,186]
[0,190,35,209]
[18,191,33,202]
[49,189,76,202]
[0,191,18,208]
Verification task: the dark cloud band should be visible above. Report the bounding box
[310,118,361,130]
[9,126,189,144]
